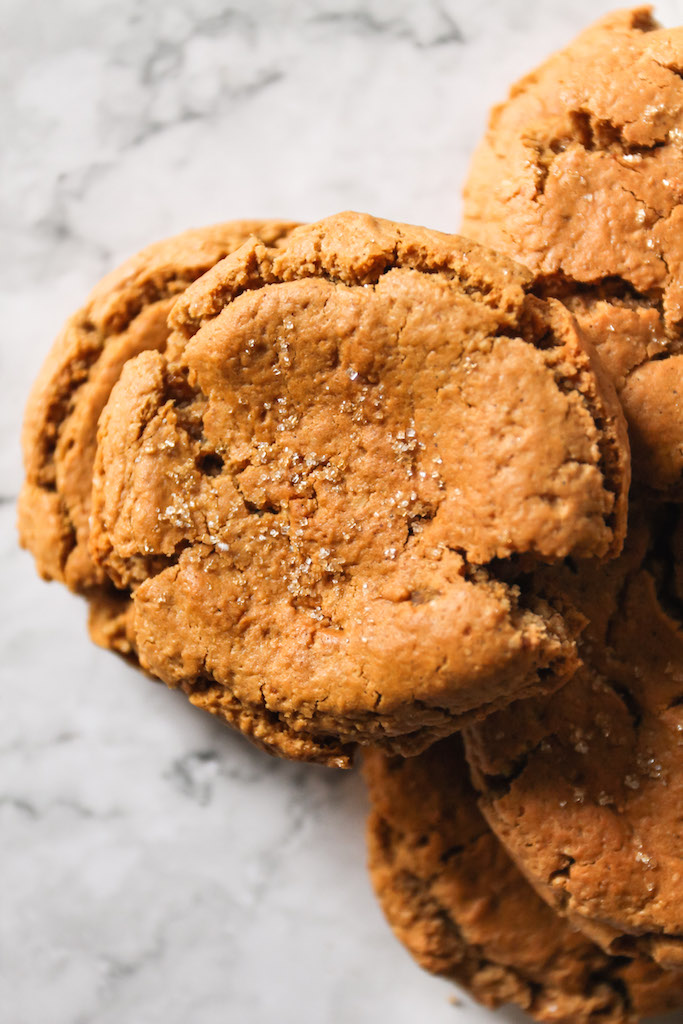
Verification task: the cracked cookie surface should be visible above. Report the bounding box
[18,219,298,598]
[364,737,683,1023]
[462,7,683,496]
[89,212,629,765]
[464,503,683,970]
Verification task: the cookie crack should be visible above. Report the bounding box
[173,233,520,344]
[533,269,658,308]
[472,734,551,800]
[534,270,683,382]
[527,111,670,205]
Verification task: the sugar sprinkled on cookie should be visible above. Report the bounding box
[462,7,683,496]
[89,211,629,764]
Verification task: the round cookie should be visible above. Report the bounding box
[89,211,629,765]
[464,504,683,969]
[462,7,683,497]
[18,219,298,596]
[364,737,683,1023]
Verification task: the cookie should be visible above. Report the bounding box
[364,737,683,1023]
[461,7,683,497]
[18,220,298,596]
[464,504,683,969]
[89,211,629,765]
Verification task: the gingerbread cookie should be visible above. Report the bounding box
[464,504,683,969]
[462,7,683,496]
[19,220,298,596]
[89,212,629,764]
[364,737,683,1023]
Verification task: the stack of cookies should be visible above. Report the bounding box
[18,8,683,1022]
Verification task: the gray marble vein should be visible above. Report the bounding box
[3,1,683,1022]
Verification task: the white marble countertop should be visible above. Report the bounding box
[3,2,683,1022]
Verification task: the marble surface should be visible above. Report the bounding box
[3,2,683,1022]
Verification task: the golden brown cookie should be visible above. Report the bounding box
[89,211,629,765]
[462,7,683,497]
[364,737,683,1023]
[18,220,298,595]
[464,504,683,970]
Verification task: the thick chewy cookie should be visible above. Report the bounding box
[18,220,298,598]
[462,7,683,496]
[364,738,683,1023]
[464,504,683,969]
[89,212,628,765]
